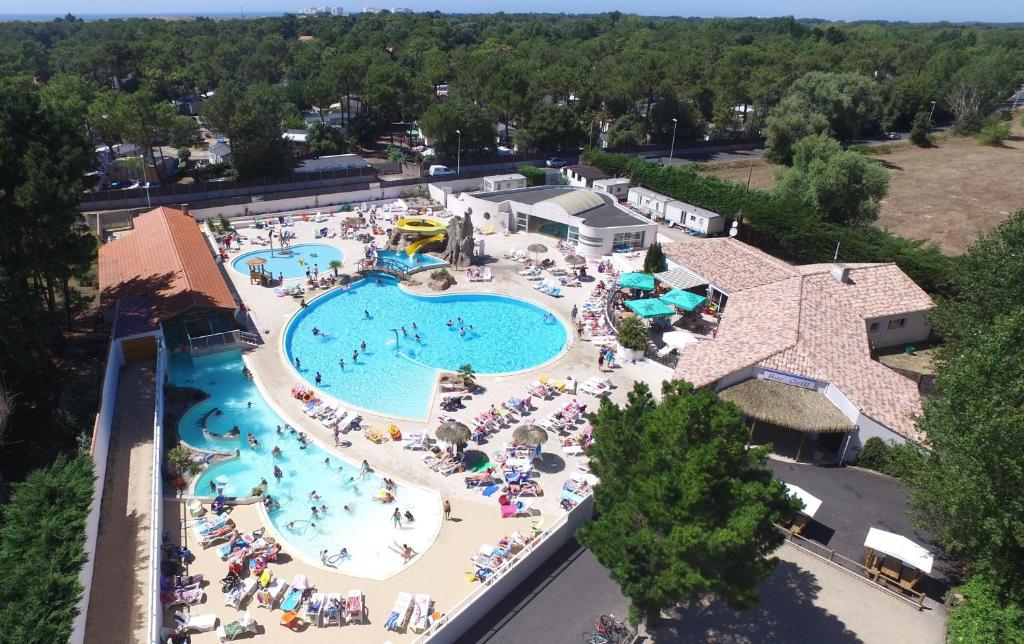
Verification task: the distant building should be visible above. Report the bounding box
[627,187,671,218]
[561,164,608,188]
[297,35,316,41]
[482,173,527,192]
[664,200,727,236]
[392,7,411,12]
[209,142,232,165]
[363,6,382,13]
[592,177,630,201]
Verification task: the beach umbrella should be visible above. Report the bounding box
[512,424,549,447]
[436,420,471,445]
[564,254,586,268]
[527,243,548,261]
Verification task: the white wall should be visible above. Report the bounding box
[70,339,125,644]
[866,311,931,350]
[147,339,169,644]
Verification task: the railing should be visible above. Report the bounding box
[358,257,412,280]
[188,329,252,353]
[774,524,927,609]
[412,494,595,643]
[147,338,168,643]
[889,367,940,398]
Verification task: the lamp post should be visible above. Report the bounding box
[669,117,678,162]
[456,128,462,175]
[929,100,937,122]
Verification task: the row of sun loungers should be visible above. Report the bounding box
[384,591,434,632]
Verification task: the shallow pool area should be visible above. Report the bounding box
[284,276,568,418]
[170,350,441,579]
[231,244,345,280]
[375,249,445,272]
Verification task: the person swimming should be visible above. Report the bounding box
[411,322,418,330]
[446,319,453,327]
[309,490,321,500]
[360,340,367,352]
[364,310,371,319]
[272,445,282,458]
[401,326,408,336]
[403,510,415,523]
[273,465,283,481]
[312,327,321,336]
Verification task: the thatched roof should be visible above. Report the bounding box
[718,379,855,433]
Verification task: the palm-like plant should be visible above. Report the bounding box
[329,260,342,276]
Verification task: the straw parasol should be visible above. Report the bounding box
[527,243,548,261]
[564,254,586,268]
[436,420,471,445]
[245,257,267,267]
[512,424,549,447]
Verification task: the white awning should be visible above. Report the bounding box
[784,483,822,518]
[864,527,934,573]
[656,266,708,291]
[661,330,699,349]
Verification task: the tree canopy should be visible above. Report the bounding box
[579,381,797,625]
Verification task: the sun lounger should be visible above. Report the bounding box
[500,498,532,517]
[320,592,343,627]
[279,574,308,613]
[224,577,258,609]
[172,610,218,633]
[411,594,433,632]
[216,611,256,642]
[304,591,325,626]
[384,592,414,631]
[345,590,364,624]
[163,587,204,608]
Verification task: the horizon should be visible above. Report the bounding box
[3,3,1024,24]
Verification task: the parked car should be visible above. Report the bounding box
[886,132,901,140]
[643,155,662,164]
[545,156,568,168]
[428,164,457,176]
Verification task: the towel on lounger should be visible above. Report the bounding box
[482,485,500,497]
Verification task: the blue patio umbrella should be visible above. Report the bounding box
[624,298,675,319]
[620,272,655,290]
[660,289,707,312]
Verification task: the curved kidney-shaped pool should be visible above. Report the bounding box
[284,275,568,419]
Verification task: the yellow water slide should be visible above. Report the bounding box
[395,218,446,234]
[406,232,445,256]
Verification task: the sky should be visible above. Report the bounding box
[4,0,1024,23]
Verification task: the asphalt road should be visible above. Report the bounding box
[459,462,957,643]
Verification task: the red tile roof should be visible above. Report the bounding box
[665,239,933,441]
[99,207,236,323]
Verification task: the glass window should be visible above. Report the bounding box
[869,322,879,331]
[887,318,906,329]
[613,231,644,248]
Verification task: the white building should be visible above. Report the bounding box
[447,186,657,256]
[664,200,727,236]
[482,173,527,192]
[627,187,672,218]
[661,238,934,462]
[592,178,630,201]
[560,164,608,188]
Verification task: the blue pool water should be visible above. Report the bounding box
[285,276,568,418]
[231,244,344,280]
[170,351,440,578]
[375,249,445,272]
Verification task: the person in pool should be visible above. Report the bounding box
[312,327,320,336]
[412,322,418,330]
[401,326,408,336]
[364,310,371,319]
[446,319,453,327]
[272,445,282,458]
[273,465,283,481]
[404,510,415,524]
[352,350,358,363]
[276,425,283,436]
[360,340,366,352]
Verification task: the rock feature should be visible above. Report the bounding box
[441,211,475,267]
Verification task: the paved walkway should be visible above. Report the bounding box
[84,360,156,644]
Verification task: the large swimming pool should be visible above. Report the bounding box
[284,276,568,419]
[231,244,344,280]
[170,351,441,578]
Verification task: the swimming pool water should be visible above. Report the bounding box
[284,276,568,419]
[375,249,445,272]
[231,244,345,280]
[170,351,440,578]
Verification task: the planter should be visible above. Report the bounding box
[618,347,645,362]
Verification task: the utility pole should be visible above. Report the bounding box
[669,118,678,162]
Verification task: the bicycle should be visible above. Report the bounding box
[597,614,630,642]
[582,632,611,644]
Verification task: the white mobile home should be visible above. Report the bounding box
[593,177,630,201]
[627,187,672,218]
[483,173,527,192]
[665,200,727,236]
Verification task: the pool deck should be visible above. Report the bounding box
[171,211,669,641]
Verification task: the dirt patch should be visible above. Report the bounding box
[698,116,1024,255]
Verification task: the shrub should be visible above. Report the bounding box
[947,575,1024,643]
[643,242,667,273]
[977,121,1012,146]
[218,214,231,231]
[457,364,476,384]
[518,165,546,187]
[0,455,94,643]
[617,314,649,351]
[855,437,923,479]
[856,437,889,471]
[430,268,453,281]
[167,444,201,476]
[910,111,933,147]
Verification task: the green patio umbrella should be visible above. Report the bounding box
[620,272,655,290]
[625,298,676,319]
[660,289,707,312]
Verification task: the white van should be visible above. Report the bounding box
[428,165,457,176]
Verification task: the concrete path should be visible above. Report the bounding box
[84,360,156,644]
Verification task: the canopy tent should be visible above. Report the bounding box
[625,298,676,319]
[620,272,655,290]
[660,289,707,312]
[655,266,708,291]
[661,330,698,349]
[784,483,823,518]
[864,527,934,573]
[717,378,855,433]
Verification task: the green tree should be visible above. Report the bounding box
[774,134,890,225]
[307,123,350,157]
[764,100,829,164]
[909,111,933,147]
[642,241,666,274]
[910,308,1024,598]
[418,97,494,164]
[204,82,294,179]
[0,454,95,643]
[514,102,585,153]
[977,120,1012,146]
[947,575,1024,643]
[616,314,649,351]
[579,381,797,625]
